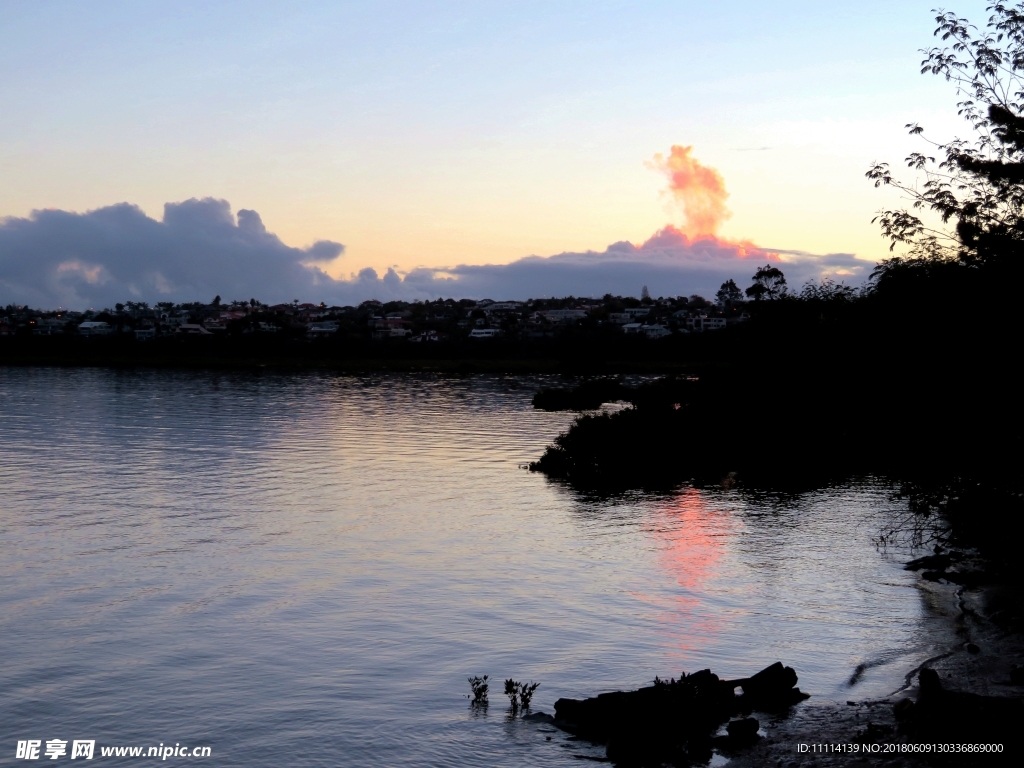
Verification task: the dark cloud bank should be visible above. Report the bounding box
[1,198,873,309]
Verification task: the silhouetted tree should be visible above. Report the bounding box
[867,4,1024,268]
[746,265,787,300]
[716,279,743,306]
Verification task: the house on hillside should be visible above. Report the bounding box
[307,321,339,337]
[77,321,111,336]
[642,324,672,339]
[540,309,587,322]
[685,316,727,332]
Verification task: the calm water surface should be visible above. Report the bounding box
[0,369,952,766]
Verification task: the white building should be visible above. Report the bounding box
[685,316,727,332]
[642,324,672,339]
[541,309,587,321]
[77,321,111,335]
[307,321,339,337]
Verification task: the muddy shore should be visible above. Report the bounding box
[530,568,1023,766]
[725,577,1024,767]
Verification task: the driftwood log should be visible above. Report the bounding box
[552,662,809,765]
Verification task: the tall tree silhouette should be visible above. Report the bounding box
[716,279,743,306]
[745,265,787,301]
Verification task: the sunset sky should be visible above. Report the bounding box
[0,1,989,306]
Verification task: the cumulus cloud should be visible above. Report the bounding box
[1,196,874,309]
[0,198,345,308]
[646,145,730,237]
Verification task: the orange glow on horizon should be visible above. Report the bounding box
[640,224,781,261]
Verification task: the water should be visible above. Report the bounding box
[0,369,954,766]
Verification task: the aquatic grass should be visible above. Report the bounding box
[504,679,540,712]
[467,675,489,705]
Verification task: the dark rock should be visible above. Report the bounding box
[921,570,944,582]
[943,569,986,587]
[893,698,915,721]
[903,667,1024,747]
[966,643,980,654]
[919,668,942,697]
[1010,666,1024,685]
[860,721,893,740]
[726,717,760,745]
[904,553,954,572]
[522,711,555,723]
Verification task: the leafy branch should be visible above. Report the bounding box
[868,4,1024,267]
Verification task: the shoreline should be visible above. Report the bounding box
[725,578,1024,766]
[0,354,700,375]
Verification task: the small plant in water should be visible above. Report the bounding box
[504,679,540,712]
[467,675,489,705]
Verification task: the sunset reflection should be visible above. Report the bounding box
[641,487,740,652]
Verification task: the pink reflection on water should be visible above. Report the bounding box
[640,487,741,653]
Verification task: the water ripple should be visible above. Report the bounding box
[0,369,954,766]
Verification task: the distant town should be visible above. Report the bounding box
[0,282,754,344]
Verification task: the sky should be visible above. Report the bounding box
[0,0,991,307]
